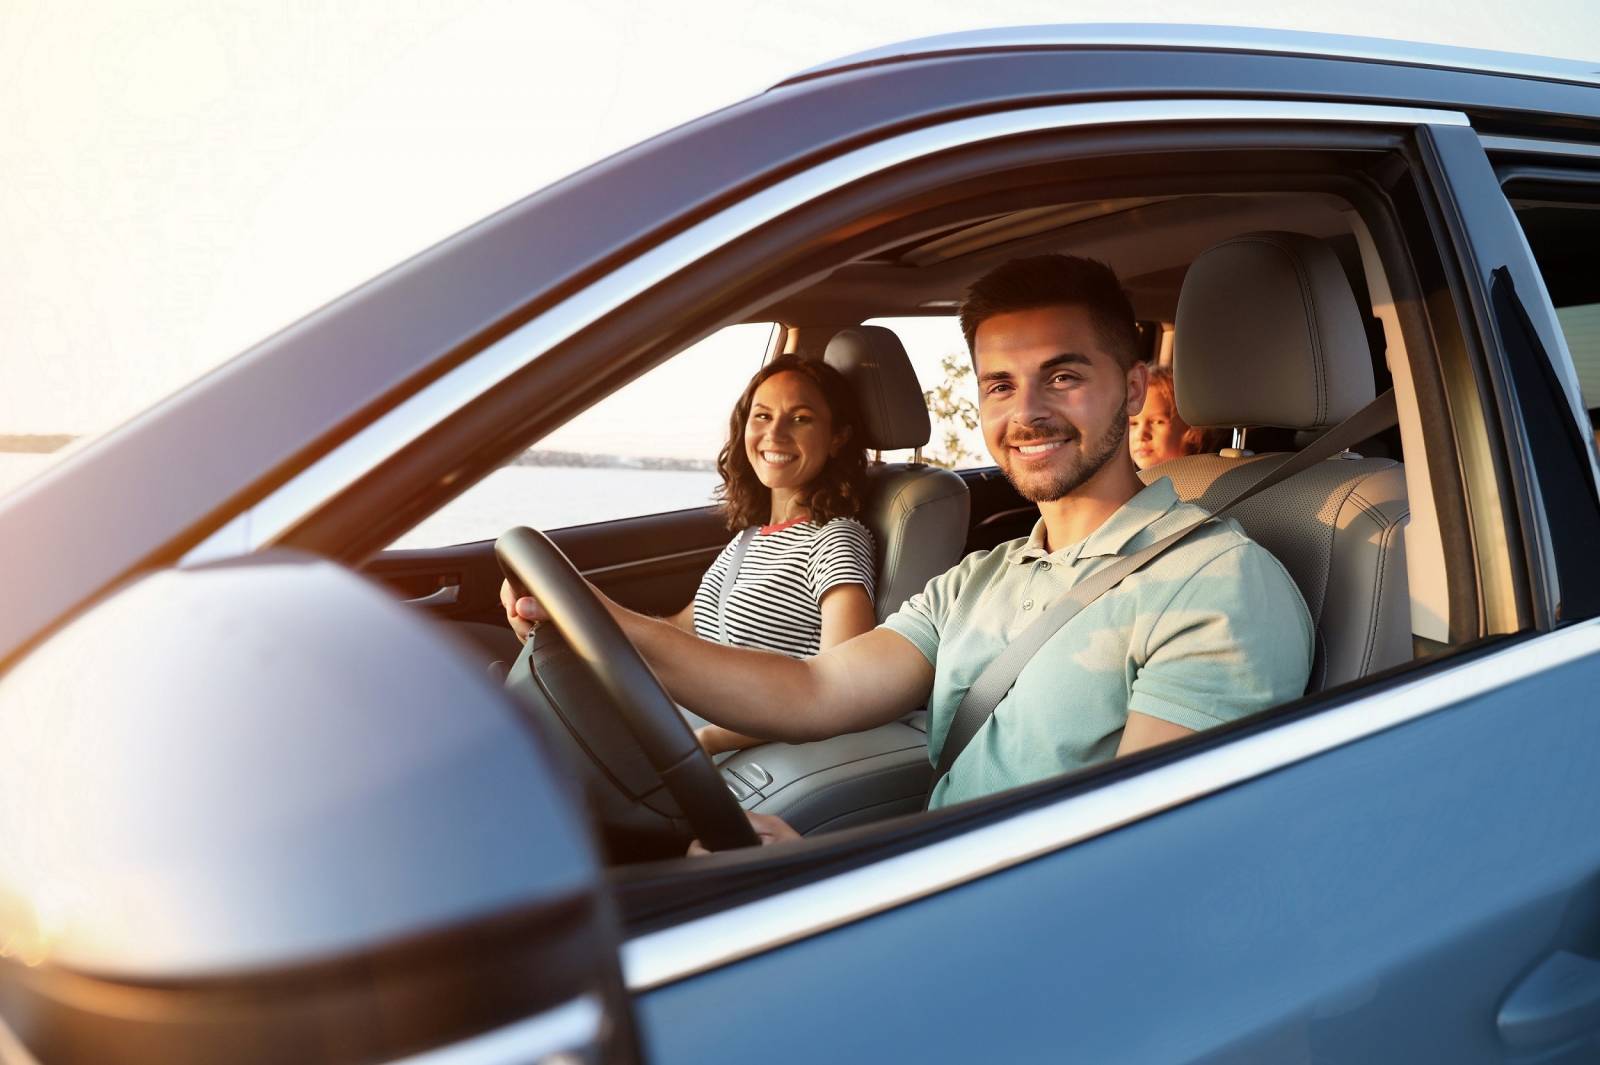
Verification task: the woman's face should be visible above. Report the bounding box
[743,371,845,495]
[1128,389,1188,470]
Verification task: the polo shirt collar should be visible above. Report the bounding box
[1010,477,1181,566]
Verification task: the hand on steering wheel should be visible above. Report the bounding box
[495,527,759,852]
[499,579,543,642]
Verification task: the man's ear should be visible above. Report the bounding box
[1125,360,1150,417]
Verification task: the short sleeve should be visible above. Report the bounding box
[1127,542,1314,732]
[807,519,876,604]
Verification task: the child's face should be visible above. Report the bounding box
[1128,390,1189,470]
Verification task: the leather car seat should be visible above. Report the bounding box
[824,325,971,620]
[1148,231,1411,691]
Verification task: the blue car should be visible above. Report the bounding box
[5,24,1600,1065]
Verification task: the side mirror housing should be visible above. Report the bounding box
[0,552,636,1064]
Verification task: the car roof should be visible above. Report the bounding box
[783,23,1600,90]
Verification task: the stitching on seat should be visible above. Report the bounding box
[1345,472,1409,673]
[1362,508,1408,674]
[1355,504,1384,674]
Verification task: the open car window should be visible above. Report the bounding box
[245,107,1536,930]
[391,322,778,547]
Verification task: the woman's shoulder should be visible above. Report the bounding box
[812,516,874,546]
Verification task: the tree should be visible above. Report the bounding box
[921,352,981,469]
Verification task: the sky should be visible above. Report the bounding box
[2,0,1597,442]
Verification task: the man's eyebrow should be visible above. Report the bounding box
[977,352,1093,383]
[1040,352,1093,371]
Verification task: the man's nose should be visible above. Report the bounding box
[1011,382,1052,425]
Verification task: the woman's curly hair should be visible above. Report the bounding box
[716,354,870,531]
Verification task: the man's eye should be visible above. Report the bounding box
[1050,372,1080,385]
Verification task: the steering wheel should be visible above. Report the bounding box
[495,526,758,852]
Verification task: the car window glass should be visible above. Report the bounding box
[1555,303,1600,408]
[863,316,989,469]
[391,323,776,548]
[1510,202,1600,421]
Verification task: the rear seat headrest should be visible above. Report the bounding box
[824,325,932,451]
[1175,231,1375,431]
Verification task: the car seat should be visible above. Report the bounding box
[824,325,971,620]
[1149,231,1411,691]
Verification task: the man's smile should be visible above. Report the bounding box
[1006,435,1077,462]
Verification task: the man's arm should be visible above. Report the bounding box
[698,583,878,755]
[1125,543,1313,738]
[663,600,697,635]
[503,579,934,741]
[1115,711,1193,757]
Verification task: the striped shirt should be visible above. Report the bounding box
[692,517,876,658]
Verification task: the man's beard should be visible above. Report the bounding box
[1000,412,1129,504]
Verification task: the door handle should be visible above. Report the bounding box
[1498,950,1600,1049]
[404,583,460,608]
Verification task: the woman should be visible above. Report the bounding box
[503,354,877,755]
[1128,364,1225,470]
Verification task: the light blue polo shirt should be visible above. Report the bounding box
[883,477,1314,808]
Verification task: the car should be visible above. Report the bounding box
[5,22,1600,1065]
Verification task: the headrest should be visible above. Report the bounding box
[1175,231,1375,431]
[824,325,932,451]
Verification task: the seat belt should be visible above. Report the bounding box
[928,389,1399,799]
[715,527,759,642]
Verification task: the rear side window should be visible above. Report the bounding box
[1510,201,1600,421]
[1556,303,1600,408]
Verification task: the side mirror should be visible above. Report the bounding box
[0,553,638,1064]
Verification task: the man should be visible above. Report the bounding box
[504,254,1313,843]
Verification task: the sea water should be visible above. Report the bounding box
[0,453,720,550]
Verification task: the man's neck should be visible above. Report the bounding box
[1036,457,1145,553]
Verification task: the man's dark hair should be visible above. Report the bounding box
[958,254,1140,369]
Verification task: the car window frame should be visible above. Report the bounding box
[111,95,1547,985]
[1419,128,1600,626]
[387,321,781,548]
[466,112,1558,978]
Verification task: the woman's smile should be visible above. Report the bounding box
[743,370,851,521]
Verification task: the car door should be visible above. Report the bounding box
[622,112,1600,1065]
